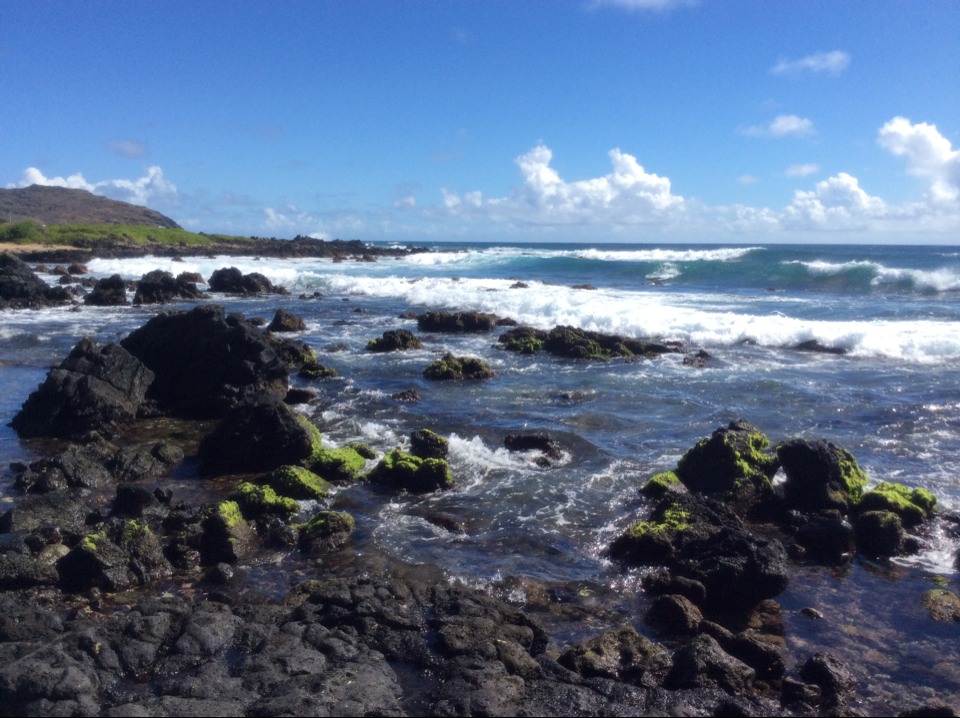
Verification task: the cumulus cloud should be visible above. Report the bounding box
[878,116,960,204]
[786,163,820,177]
[441,145,685,226]
[783,173,887,229]
[771,50,850,76]
[741,114,815,138]
[11,166,177,206]
[107,139,149,158]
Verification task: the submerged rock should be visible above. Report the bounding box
[423,352,494,380]
[368,449,454,493]
[417,310,498,333]
[367,328,423,352]
[267,308,306,332]
[208,266,288,295]
[0,252,72,309]
[133,269,203,305]
[83,273,129,306]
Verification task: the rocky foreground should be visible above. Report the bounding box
[0,257,957,716]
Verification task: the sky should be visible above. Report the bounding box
[2,0,959,244]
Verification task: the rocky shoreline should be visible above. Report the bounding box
[0,254,957,716]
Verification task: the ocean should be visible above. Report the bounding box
[2,241,960,709]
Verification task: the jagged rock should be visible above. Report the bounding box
[267,308,306,332]
[0,252,72,308]
[675,420,779,499]
[0,490,91,541]
[208,266,288,295]
[798,652,857,709]
[11,337,154,438]
[57,519,171,592]
[120,304,289,418]
[298,511,355,556]
[133,269,203,304]
[367,328,423,352]
[83,273,129,306]
[665,634,756,694]
[645,594,703,636]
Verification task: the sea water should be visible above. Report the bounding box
[2,242,960,709]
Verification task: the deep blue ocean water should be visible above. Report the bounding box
[2,241,960,710]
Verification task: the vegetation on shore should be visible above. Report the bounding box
[0,218,254,248]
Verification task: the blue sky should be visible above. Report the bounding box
[3,0,959,244]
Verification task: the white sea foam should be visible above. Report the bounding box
[789,259,960,292]
[570,246,762,263]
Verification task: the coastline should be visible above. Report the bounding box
[0,245,957,716]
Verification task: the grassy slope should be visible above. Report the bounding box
[0,219,254,248]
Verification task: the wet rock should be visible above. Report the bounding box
[199,501,257,565]
[0,543,64,589]
[854,510,905,558]
[298,511,355,556]
[232,482,300,521]
[504,432,562,465]
[307,444,373,484]
[498,326,548,354]
[0,252,73,309]
[284,387,317,405]
[410,429,449,459]
[417,310,498,333]
[13,438,116,492]
[645,594,703,636]
[798,651,857,709]
[792,509,856,564]
[267,308,306,332]
[698,621,785,681]
[674,420,779,500]
[367,328,423,352]
[11,337,154,438]
[641,570,707,605]
[920,588,960,622]
[391,388,421,402]
[84,273,129,306]
[57,519,171,592]
[0,490,93,542]
[793,339,847,355]
[110,441,184,483]
[557,626,673,687]
[133,269,203,305]
[543,325,681,360]
[265,465,332,500]
[856,481,937,528]
[121,304,289,418]
[208,266,288,295]
[423,352,494,380]
[198,400,321,476]
[665,634,756,694]
[777,438,868,515]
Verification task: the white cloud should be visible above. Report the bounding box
[442,145,685,226]
[107,139,148,158]
[786,163,820,178]
[878,116,960,204]
[771,50,850,76]
[11,166,177,206]
[782,172,887,229]
[738,174,759,185]
[741,114,815,138]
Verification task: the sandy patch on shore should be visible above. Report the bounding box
[0,242,84,253]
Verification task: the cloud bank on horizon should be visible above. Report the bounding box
[3,1,958,243]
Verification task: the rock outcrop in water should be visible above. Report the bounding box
[0,251,73,308]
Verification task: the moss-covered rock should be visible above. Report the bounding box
[921,588,960,622]
[233,482,300,520]
[298,358,338,380]
[367,449,454,493]
[297,414,324,466]
[308,445,371,483]
[199,500,257,565]
[266,465,332,500]
[777,438,868,515]
[423,353,494,381]
[675,420,779,496]
[298,510,355,555]
[607,497,694,565]
[498,327,548,355]
[367,329,423,352]
[417,311,498,333]
[410,429,449,459]
[857,482,936,528]
[641,471,684,499]
[854,510,904,558]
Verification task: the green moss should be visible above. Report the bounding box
[423,353,494,380]
[298,358,338,380]
[625,502,691,538]
[368,449,454,493]
[119,520,151,548]
[502,336,543,354]
[216,500,244,529]
[302,510,356,533]
[641,471,681,499]
[296,415,324,466]
[838,453,869,503]
[79,531,105,552]
[234,482,300,519]
[309,446,370,483]
[859,481,936,527]
[267,465,332,500]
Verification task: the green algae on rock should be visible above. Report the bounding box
[641,471,683,499]
[423,353,494,381]
[266,465,332,500]
[308,445,373,483]
[367,449,454,493]
[233,482,300,520]
[857,481,937,528]
[298,510,355,555]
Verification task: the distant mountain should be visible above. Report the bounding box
[0,185,181,228]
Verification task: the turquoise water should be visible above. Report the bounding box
[2,242,960,710]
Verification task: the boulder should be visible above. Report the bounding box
[84,274,129,306]
[57,519,171,592]
[777,438,868,515]
[498,326,548,354]
[504,433,562,465]
[208,267,288,295]
[11,337,154,438]
[557,626,672,687]
[267,308,306,332]
[308,444,373,483]
[854,510,905,558]
[198,400,322,476]
[133,269,203,305]
[367,449,454,493]
[0,490,91,542]
[264,465,332,500]
[798,652,857,709]
[298,511,355,556]
[410,429,449,459]
[675,420,779,498]
[665,634,756,694]
[644,594,703,636]
[199,500,258,565]
[120,304,289,418]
